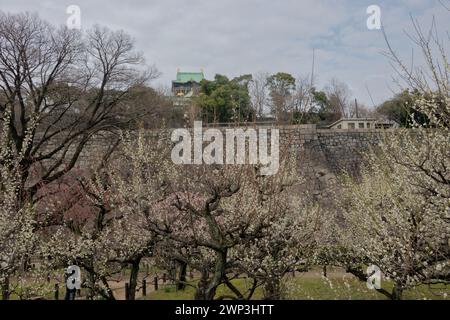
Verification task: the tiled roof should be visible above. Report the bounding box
[174,71,205,83]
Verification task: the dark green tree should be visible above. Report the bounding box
[376,90,428,127]
[267,72,296,122]
[195,74,253,124]
[294,88,340,125]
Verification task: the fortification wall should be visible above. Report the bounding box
[276,125,382,200]
[48,125,384,199]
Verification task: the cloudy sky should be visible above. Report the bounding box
[1,0,449,106]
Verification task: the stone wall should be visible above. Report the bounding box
[58,124,383,199]
[276,125,382,200]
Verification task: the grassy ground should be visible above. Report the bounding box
[284,276,448,300]
[5,266,449,300]
[142,271,449,300]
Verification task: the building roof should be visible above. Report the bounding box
[328,118,377,128]
[173,71,205,84]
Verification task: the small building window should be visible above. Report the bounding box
[337,124,342,129]
[367,123,371,128]
[358,123,364,129]
[348,123,355,129]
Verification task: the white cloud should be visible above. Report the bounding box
[1,0,448,106]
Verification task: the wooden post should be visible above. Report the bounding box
[54,284,59,300]
[153,276,158,291]
[162,273,166,283]
[125,283,129,300]
[142,279,147,296]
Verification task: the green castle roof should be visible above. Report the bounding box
[174,71,205,83]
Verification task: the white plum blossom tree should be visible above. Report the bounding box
[40,129,174,299]
[338,130,450,299]
[336,13,450,300]
[0,111,36,299]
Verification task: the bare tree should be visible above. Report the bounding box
[383,15,449,126]
[118,84,183,129]
[249,72,269,120]
[325,78,352,118]
[0,12,156,206]
[290,75,315,123]
[0,12,157,299]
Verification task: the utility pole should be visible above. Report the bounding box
[310,48,315,88]
[308,48,316,112]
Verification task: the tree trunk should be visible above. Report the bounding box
[85,268,95,300]
[127,258,141,300]
[20,256,30,273]
[1,277,10,300]
[169,260,177,283]
[194,268,209,300]
[100,276,116,300]
[195,249,227,300]
[264,277,282,300]
[391,283,403,300]
[177,261,187,291]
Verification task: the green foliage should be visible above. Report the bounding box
[293,88,340,125]
[195,74,254,123]
[311,88,340,124]
[266,72,296,121]
[376,90,428,127]
[312,90,329,111]
[267,72,296,96]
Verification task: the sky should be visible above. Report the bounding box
[1,0,449,106]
